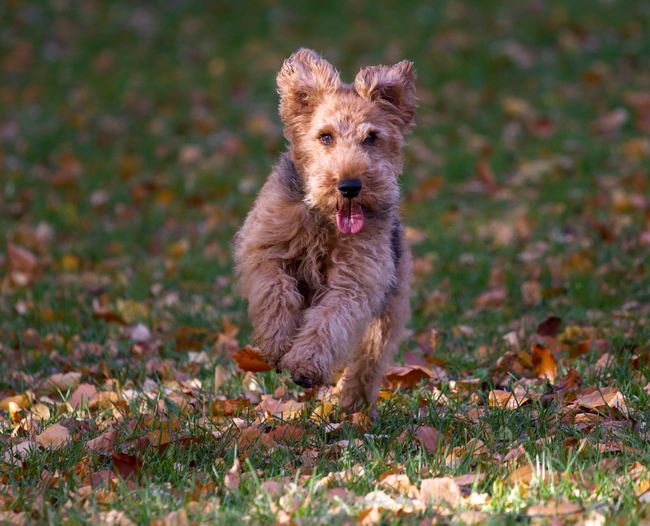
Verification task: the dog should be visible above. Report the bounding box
[234,48,415,412]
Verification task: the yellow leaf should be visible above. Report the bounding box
[115,299,149,324]
[0,393,30,411]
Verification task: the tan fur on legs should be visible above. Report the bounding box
[234,48,416,409]
[339,247,412,413]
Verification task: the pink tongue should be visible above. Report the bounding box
[336,201,365,234]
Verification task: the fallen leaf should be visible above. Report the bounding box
[91,470,117,488]
[69,383,98,408]
[414,426,441,453]
[146,429,172,447]
[97,510,136,526]
[112,453,142,480]
[531,344,557,383]
[3,440,38,465]
[419,477,461,506]
[88,391,120,409]
[536,316,562,337]
[508,464,534,485]
[268,424,305,444]
[260,480,284,498]
[455,511,489,524]
[0,393,30,411]
[379,473,417,497]
[232,346,272,372]
[8,243,38,274]
[115,299,149,324]
[488,389,529,409]
[86,429,118,453]
[214,365,229,390]
[526,501,582,517]
[39,372,82,394]
[224,457,241,491]
[128,324,151,342]
[575,387,623,412]
[256,397,304,418]
[35,423,71,449]
[384,365,436,390]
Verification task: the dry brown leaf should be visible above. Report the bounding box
[256,397,304,418]
[224,457,241,492]
[112,453,142,480]
[35,423,71,449]
[508,464,534,485]
[8,243,38,274]
[455,511,489,524]
[232,346,272,372]
[214,365,229,390]
[97,510,136,526]
[268,424,305,444]
[3,440,38,465]
[414,425,441,453]
[419,477,461,506]
[86,429,118,453]
[39,372,82,394]
[88,391,120,410]
[531,344,557,383]
[212,398,250,416]
[260,480,284,498]
[379,473,418,497]
[536,316,562,337]
[575,387,622,411]
[488,389,529,409]
[236,425,278,451]
[526,501,582,517]
[146,429,172,447]
[69,383,98,409]
[473,287,507,310]
[384,365,436,390]
[150,509,189,526]
[453,473,485,486]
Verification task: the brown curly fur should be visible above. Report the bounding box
[234,49,415,412]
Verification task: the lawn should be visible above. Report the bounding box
[1,1,649,524]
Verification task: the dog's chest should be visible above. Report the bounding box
[282,222,334,305]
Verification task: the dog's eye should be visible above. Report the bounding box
[319,133,334,146]
[363,131,378,146]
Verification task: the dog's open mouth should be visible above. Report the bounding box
[336,200,365,234]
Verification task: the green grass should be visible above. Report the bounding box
[1,0,650,524]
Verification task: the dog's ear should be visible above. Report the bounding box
[277,49,340,127]
[354,60,416,131]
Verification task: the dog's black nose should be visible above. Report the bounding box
[338,178,362,199]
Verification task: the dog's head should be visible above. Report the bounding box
[277,49,416,234]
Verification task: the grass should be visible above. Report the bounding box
[1,0,650,524]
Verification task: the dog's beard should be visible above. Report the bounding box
[335,200,365,234]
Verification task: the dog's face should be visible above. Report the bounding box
[277,49,416,234]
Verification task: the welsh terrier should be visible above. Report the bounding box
[235,49,415,412]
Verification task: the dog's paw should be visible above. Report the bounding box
[280,350,330,389]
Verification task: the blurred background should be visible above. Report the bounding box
[1,0,649,371]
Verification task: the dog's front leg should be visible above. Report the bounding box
[280,244,390,388]
[241,259,303,367]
